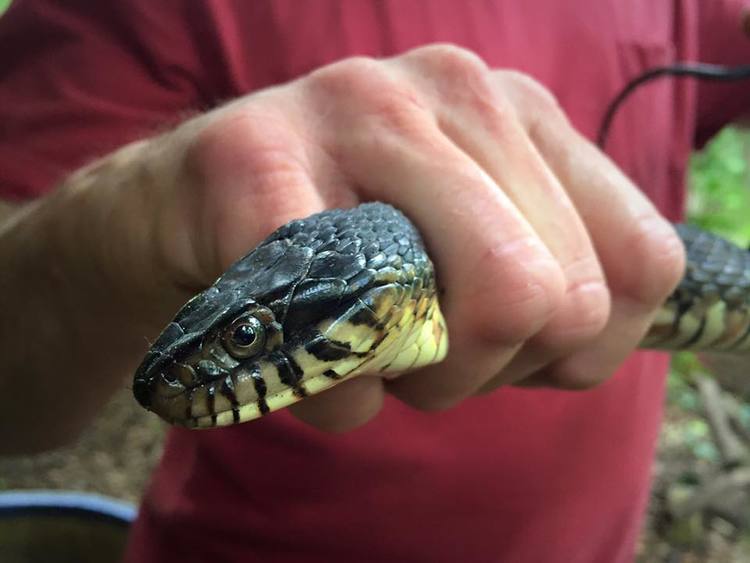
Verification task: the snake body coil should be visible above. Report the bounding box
[642,224,750,352]
[133,203,750,428]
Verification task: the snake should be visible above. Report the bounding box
[131,202,750,428]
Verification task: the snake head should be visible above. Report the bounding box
[133,204,448,428]
[132,286,285,427]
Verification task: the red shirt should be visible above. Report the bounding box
[1,2,750,561]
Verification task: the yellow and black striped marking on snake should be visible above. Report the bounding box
[133,203,750,428]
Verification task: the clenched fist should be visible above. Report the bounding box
[0,45,684,448]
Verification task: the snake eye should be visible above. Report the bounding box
[222,315,265,359]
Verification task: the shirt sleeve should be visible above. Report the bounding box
[695,0,750,145]
[0,0,217,199]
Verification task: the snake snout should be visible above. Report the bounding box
[132,376,152,409]
[132,358,193,411]
[133,355,239,426]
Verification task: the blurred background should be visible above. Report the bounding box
[635,126,750,562]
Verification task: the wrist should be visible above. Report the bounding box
[0,128,202,452]
[53,137,190,329]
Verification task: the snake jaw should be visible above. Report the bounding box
[143,280,450,429]
[133,304,282,426]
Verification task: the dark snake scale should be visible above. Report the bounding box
[133,203,750,428]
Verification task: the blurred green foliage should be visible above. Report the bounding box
[669,126,750,458]
[660,133,750,556]
[688,126,750,246]
[0,0,10,16]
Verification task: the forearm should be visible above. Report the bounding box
[0,139,183,453]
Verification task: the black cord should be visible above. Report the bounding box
[597,63,750,149]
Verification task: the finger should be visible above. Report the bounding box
[288,375,384,432]
[175,105,356,284]
[517,298,663,389]
[182,104,390,431]
[504,76,685,388]
[441,128,610,387]
[391,52,611,385]
[396,47,597,262]
[308,64,567,408]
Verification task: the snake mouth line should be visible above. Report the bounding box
[166,371,349,428]
[142,286,450,427]
[140,345,352,427]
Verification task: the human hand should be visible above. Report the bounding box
[115,44,685,431]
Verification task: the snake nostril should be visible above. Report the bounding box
[172,362,197,387]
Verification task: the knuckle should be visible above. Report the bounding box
[182,111,317,258]
[468,237,567,346]
[496,70,566,130]
[307,55,392,101]
[502,70,561,113]
[184,111,308,203]
[619,215,686,306]
[185,111,280,179]
[363,86,430,138]
[401,44,498,110]
[405,43,490,79]
[308,56,429,138]
[558,278,611,342]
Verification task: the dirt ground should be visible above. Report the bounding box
[1,387,748,562]
[0,388,164,503]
